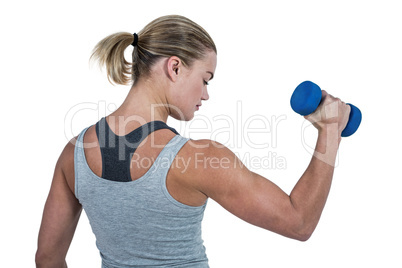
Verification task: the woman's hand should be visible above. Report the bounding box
[304,90,351,137]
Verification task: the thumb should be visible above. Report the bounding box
[321,90,328,101]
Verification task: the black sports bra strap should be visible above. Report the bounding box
[95,117,179,182]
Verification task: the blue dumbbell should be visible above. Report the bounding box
[290,81,362,137]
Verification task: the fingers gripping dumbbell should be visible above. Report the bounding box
[290,81,362,137]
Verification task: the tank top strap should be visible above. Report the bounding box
[153,135,206,209]
[151,134,190,179]
[74,125,92,198]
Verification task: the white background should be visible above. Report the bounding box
[1,0,401,267]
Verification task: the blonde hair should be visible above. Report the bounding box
[90,15,217,85]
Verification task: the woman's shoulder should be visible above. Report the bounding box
[179,138,241,167]
[181,138,228,155]
[46,134,78,195]
[171,138,248,191]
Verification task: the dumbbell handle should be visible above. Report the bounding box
[290,81,362,137]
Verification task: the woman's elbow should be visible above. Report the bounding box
[265,217,314,242]
[294,230,313,242]
[292,220,315,242]
[35,249,50,268]
[35,249,45,267]
[286,214,315,242]
[35,249,66,268]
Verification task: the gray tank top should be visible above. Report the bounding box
[74,125,209,267]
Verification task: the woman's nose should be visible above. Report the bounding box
[202,88,209,101]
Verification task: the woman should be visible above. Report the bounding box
[36,15,350,267]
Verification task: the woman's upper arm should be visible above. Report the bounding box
[182,139,304,240]
[36,139,82,265]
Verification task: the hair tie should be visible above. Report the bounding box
[132,33,138,47]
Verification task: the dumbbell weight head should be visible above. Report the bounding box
[341,104,362,137]
[290,81,362,137]
[290,81,322,116]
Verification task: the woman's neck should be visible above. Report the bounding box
[105,81,171,135]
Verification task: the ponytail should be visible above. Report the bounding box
[90,32,134,85]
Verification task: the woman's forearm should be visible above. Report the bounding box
[289,128,341,239]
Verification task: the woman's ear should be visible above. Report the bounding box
[166,56,181,82]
